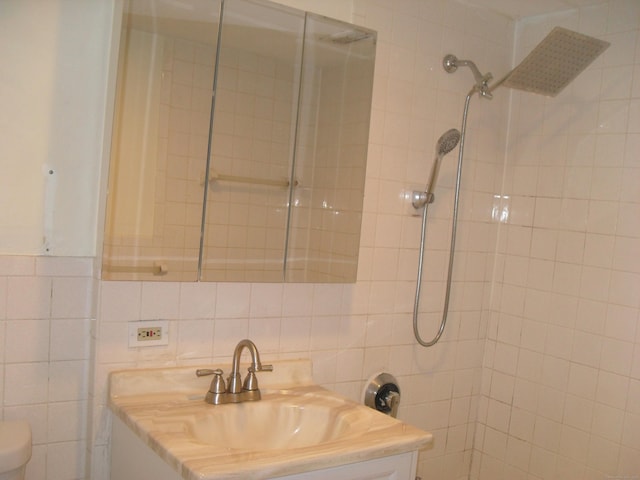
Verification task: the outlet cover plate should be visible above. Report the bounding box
[128,320,169,347]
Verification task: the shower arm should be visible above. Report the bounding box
[443,54,494,99]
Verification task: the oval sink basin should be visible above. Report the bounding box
[186,400,352,450]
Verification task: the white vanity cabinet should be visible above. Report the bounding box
[111,416,420,480]
[108,361,431,480]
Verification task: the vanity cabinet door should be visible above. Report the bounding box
[274,451,419,480]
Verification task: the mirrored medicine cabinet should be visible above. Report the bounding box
[102,0,376,283]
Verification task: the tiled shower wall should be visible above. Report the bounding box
[474,2,640,480]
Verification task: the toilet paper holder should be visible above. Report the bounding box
[363,372,401,418]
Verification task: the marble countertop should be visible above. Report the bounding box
[108,360,433,480]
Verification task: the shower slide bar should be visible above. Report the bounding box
[208,170,298,188]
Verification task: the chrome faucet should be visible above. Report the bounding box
[196,339,273,405]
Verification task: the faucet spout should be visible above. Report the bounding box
[232,339,264,375]
[227,339,273,399]
[196,339,272,405]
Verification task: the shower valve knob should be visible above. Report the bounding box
[364,373,401,418]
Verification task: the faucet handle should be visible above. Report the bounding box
[196,368,224,377]
[196,369,227,404]
[196,369,226,393]
[248,364,273,373]
[243,364,273,395]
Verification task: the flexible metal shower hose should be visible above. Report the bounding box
[413,91,473,347]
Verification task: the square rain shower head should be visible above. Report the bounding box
[502,27,610,97]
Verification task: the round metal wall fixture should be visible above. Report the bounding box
[363,372,401,418]
[442,54,459,73]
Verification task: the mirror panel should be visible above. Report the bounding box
[102,0,221,281]
[200,0,305,282]
[285,14,375,282]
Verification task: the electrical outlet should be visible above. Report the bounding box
[129,320,169,347]
[137,327,162,341]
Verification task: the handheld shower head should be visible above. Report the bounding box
[436,128,461,157]
[426,128,461,197]
[412,129,461,209]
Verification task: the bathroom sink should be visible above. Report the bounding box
[109,360,433,479]
[184,395,352,450]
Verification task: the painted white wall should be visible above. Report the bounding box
[0,0,113,256]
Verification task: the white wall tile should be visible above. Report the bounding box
[25,444,46,480]
[140,282,180,319]
[608,270,640,307]
[580,266,611,302]
[563,394,594,431]
[0,256,35,276]
[249,284,283,318]
[592,402,624,442]
[5,320,50,363]
[279,316,311,353]
[212,317,248,358]
[215,283,250,319]
[4,362,50,405]
[600,338,634,375]
[558,425,590,464]
[50,319,90,361]
[555,232,583,265]
[51,277,93,319]
[247,317,281,353]
[99,282,141,322]
[618,445,640,477]
[621,412,640,449]
[7,277,52,320]
[587,435,620,473]
[46,440,86,480]
[49,360,87,402]
[595,371,629,409]
[281,283,313,317]
[48,401,86,442]
[604,304,638,341]
[97,321,137,364]
[179,282,216,319]
[176,319,214,360]
[567,363,598,399]
[571,331,603,368]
